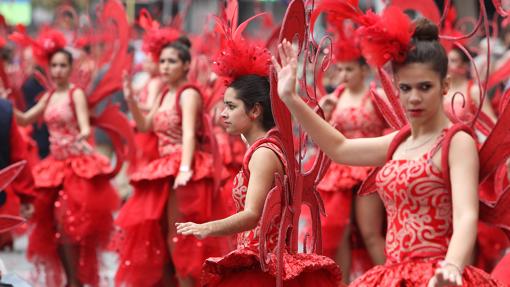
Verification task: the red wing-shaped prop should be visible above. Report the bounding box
[0,161,26,191]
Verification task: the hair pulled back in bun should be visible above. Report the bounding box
[412,18,439,41]
[162,35,192,64]
[393,18,448,79]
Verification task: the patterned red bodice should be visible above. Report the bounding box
[152,85,203,156]
[231,137,286,253]
[330,85,386,138]
[376,131,453,264]
[43,89,91,160]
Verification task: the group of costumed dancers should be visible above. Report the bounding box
[1,0,510,286]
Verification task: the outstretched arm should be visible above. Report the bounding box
[176,147,282,238]
[273,40,394,167]
[13,92,51,126]
[173,89,201,189]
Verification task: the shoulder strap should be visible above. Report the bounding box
[440,123,476,192]
[385,125,411,161]
[174,83,204,115]
[361,82,375,107]
[333,85,346,100]
[242,130,286,178]
[158,85,171,107]
[67,86,80,120]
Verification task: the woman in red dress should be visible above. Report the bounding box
[316,20,387,278]
[274,9,505,286]
[115,29,226,287]
[12,30,119,287]
[175,34,342,285]
[445,47,497,125]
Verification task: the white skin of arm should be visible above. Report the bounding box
[71,88,91,139]
[428,131,479,287]
[173,89,201,188]
[175,147,282,238]
[13,92,51,126]
[123,71,162,132]
[273,40,395,167]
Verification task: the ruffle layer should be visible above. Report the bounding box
[28,170,118,286]
[317,163,372,192]
[350,259,505,286]
[32,153,112,188]
[130,150,215,182]
[114,178,231,285]
[202,248,342,286]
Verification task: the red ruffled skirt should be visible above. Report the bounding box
[114,150,230,286]
[317,163,371,258]
[350,258,505,286]
[28,153,119,286]
[127,131,159,175]
[202,248,343,286]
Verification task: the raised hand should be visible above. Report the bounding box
[271,39,299,102]
[122,70,134,102]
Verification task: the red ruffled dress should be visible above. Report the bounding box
[114,85,228,286]
[202,134,342,287]
[27,89,119,286]
[317,85,387,259]
[350,127,504,286]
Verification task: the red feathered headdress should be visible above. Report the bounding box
[10,27,67,67]
[138,9,180,62]
[311,1,361,62]
[327,16,362,62]
[312,0,414,67]
[211,9,272,84]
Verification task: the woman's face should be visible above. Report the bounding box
[395,63,448,125]
[333,61,366,89]
[159,47,188,84]
[50,52,72,85]
[220,87,253,135]
[447,49,468,77]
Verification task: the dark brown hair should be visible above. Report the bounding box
[393,18,448,79]
[230,75,275,131]
[50,48,73,66]
[161,36,192,63]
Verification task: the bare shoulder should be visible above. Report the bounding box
[180,87,202,105]
[248,146,283,174]
[449,131,478,161]
[71,87,86,99]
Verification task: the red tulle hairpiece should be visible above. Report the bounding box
[10,27,67,67]
[355,7,414,67]
[211,8,272,84]
[312,0,414,67]
[138,9,180,62]
[327,17,362,62]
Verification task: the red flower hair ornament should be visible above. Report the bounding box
[312,0,414,67]
[211,9,272,85]
[138,9,181,62]
[10,27,67,67]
